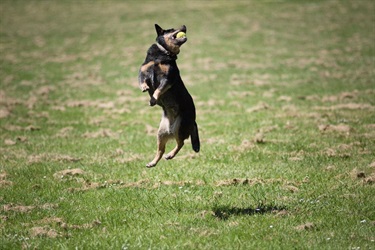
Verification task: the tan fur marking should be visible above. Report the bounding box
[140,82,149,92]
[164,35,180,54]
[153,89,161,100]
[159,64,170,74]
[141,61,154,73]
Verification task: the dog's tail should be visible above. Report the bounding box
[191,122,200,153]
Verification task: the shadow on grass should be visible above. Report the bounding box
[213,204,286,220]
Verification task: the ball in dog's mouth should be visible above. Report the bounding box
[176,32,186,38]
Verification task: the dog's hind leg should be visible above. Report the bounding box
[147,135,168,168]
[165,138,184,160]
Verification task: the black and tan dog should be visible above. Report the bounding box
[138,24,200,168]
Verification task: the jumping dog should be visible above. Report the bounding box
[138,24,200,167]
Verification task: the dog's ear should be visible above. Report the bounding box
[155,24,164,36]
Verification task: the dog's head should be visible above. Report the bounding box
[155,24,187,55]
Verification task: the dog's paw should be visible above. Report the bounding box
[165,154,175,160]
[149,97,157,106]
[140,83,149,92]
[146,161,156,168]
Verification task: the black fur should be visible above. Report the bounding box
[138,24,200,168]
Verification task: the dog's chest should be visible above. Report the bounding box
[141,61,170,87]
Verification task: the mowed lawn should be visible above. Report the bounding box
[0,1,374,249]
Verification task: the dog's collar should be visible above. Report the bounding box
[156,43,177,59]
[156,42,169,54]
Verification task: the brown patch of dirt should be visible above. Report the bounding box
[66,100,92,108]
[322,142,360,158]
[325,165,336,171]
[117,179,149,188]
[246,102,270,113]
[295,222,315,231]
[0,181,12,188]
[315,103,374,111]
[36,217,101,231]
[40,203,58,210]
[0,172,13,187]
[318,124,351,133]
[277,95,292,102]
[216,178,264,186]
[215,178,298,188]
[205,137,226,145]
[284,185,299,193]
[68,181,101,192]
[37,217,65,227]
[231,126,279,151]
[82,129,119,139]
[36,85,55,96]
[55,154,81,162]
[69,179,150,192]
[3,204,35,213]
[299,95,320,101]
[53,168,85,180]
[322,91,357,103]
[51,105,66,111]
[24,125,41,131]
[253,132,265,144]
[289,157,303,161]
[0,172,7,180]
[2,203,58,213]
[199,210,215,218]
[152,180,204,189]
[4,139,16,146]
[89,117,106,125]
[28,154,81,164]
[231,139,256,152]
[16,136,27,142]
[0,108,11,119]
[30,226,60,238]
[363,173,375,185]
[55,127,74,138]
[273,209,289,216]
[3,125,23,131]
[350,168,375,184]
[324,148,350,158]
[228,91,255,98]
[321,95,338,102]
[69,179,206,192]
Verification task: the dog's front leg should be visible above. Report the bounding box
[149,78,171,106]
[138,72,150,92]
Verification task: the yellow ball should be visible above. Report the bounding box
[176,32,186,38]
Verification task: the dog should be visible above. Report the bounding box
[138,24,200,168]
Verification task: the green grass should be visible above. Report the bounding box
[1,0,374,249]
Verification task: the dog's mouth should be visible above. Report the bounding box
[171,25,187,45]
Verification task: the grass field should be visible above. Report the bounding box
[1,1,374,249]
